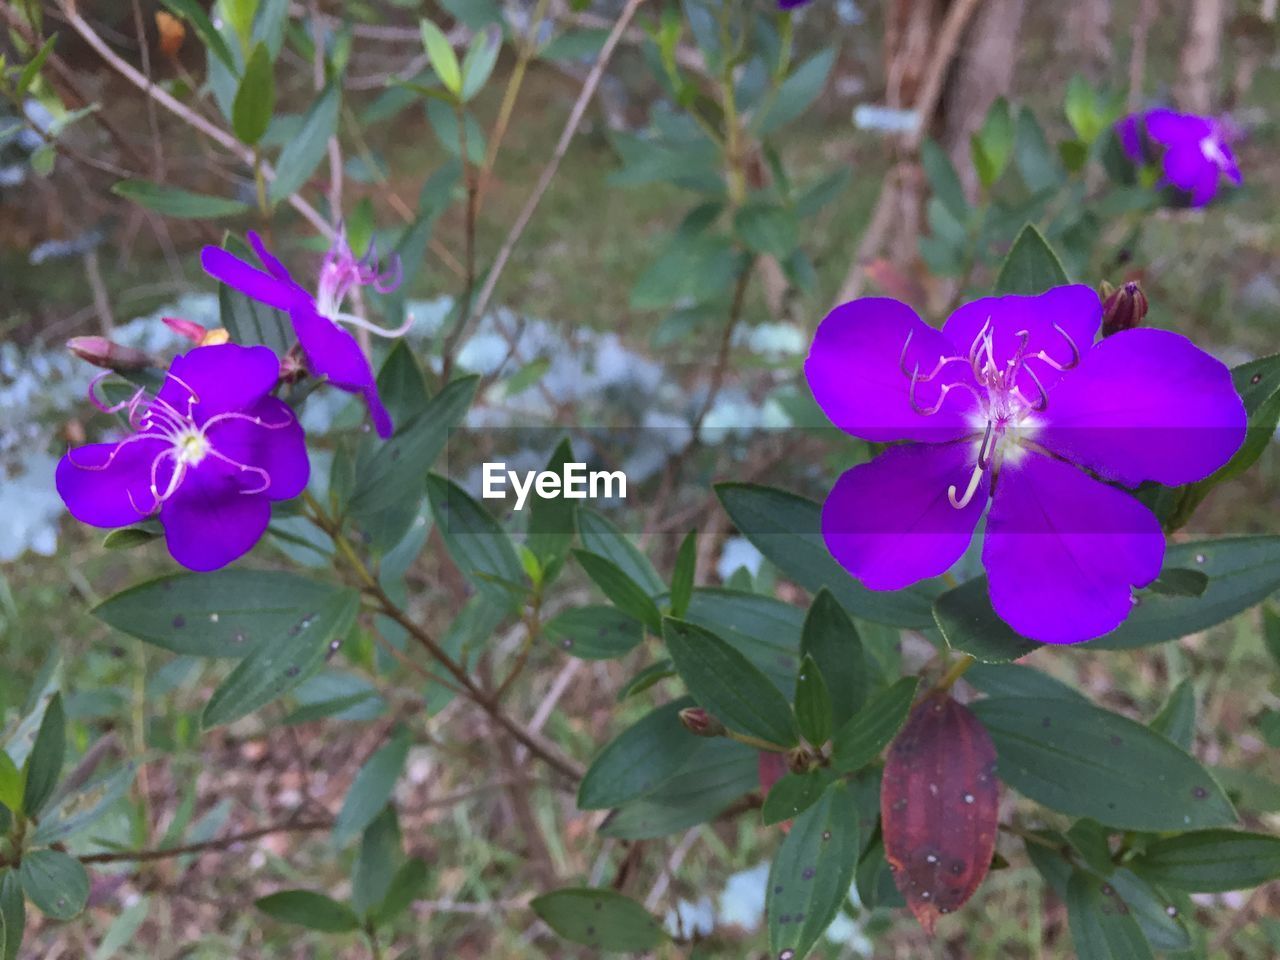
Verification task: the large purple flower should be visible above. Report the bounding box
[200,230,407,438]
[56,343,309,571]
[1115,109,1242,207]
[806,286,1246,643]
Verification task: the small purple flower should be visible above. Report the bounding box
[1115,109,1242,207]
[56,343,309,572]
[806,286,1246,643]
[200,230,408,438]
[778,0,813,8]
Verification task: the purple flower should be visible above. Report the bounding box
[778,0,813,8]
[200,230,407,438]
[1115,109,1242,207]
[56,343,309,571]
[805,286,1246,643]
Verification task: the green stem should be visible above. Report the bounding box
[935,654,976,693]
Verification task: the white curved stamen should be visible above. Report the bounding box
[205,447,273,494]
[948,463,985,509]
[331,310,416,339]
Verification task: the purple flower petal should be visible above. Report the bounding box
[157,343,280,421]
[805,298,978,444]
[1162,142,1213,195]
[160,459,272,571]
[1036,328,1246,486]
[200,246,300,313]
[822,441,987,590]
[56,438,169,527]
[1116,113,1145,162]
[1145,109,1212,147]
[247,230,293,282]
[983,452,1164,644]
[290,305,393,438]
[942,285,1101,393]
[205,396,310,501]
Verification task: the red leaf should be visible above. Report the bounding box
[881,691,999,933]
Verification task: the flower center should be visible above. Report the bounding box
[1198,135,1227,170]
[176,428,210,466]
[900,318,1080,509]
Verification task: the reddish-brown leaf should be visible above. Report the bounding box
[881,691,999,933]
[758,750,792,833]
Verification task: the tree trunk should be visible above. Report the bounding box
[1177,0,1227,113]
[1061,0,1113,78]
[939,0,1028,200]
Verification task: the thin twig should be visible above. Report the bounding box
[79,819,332,864]
[463,0,648,334]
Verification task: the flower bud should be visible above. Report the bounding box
[66,336,153,372]
[679,707,725,738]
[1101,281,1148,337]
[163,316,207,343]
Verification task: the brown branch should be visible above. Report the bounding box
[79,819,332,864]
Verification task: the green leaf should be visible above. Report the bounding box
[426,474,525,604]
[830,677,918,773]
[630,231,738,310]
[102,526,160,551]
[0,753,21,812]
[544,606,643,660]
[599,738,757,838]
[202,590,358,728]
[532,888,666,952]
[21,692,64,816]
[800,589,866,728]
[971,697,1236,830]
[663,618,798,747]
[616,660,676,701]
[1105,868,1191,952]
[352,807,401,919]
[1131,829,1280,892]
[255,890,361,933]
[734,202,798,259]
[420,19,462,95]
[94,570,336,657]
[223,0,258,49]
[111,180,249,219]
[18,850,88,921]
[933,576,1041,662]
[92,898,150,960]
[714,484,938,629]
[766,782,860,959]
[349,376,477,552]
[574,509,666,598]
[32,762,136,845]
[372,857,430,925]
[460,25,500,101]
[669,530,697,619]
[684,589,802,692]
[1147,568,1209,598]
[1150,679,1196,752]
[1094,537,1280,649]
[921,138,969,222]
[1014,106,1062,193]
[965,663,1087,702]
[1066,870,1155,960]
[971,97,1013,189]
[793,655,833,746]
[0,871,22,960]
[333,727,411,847]
[574,551,663,635]
[161,0,236,69]
[1266,604,1280,667]
[994,223,1069,295]
[232,43,275,145]
[525,439,577,583]
[16,35,58,97]
[1066,818,1114,876]
[269,82,340,203]
[578,698,701,810]
[761,770,831,826]
[754,48,835,135]
[793,168,851,219]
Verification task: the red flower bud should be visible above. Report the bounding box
[678,707,725,738]
[162,316,209,343]
[1101,281,1148,337]
[66,336,153,372]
